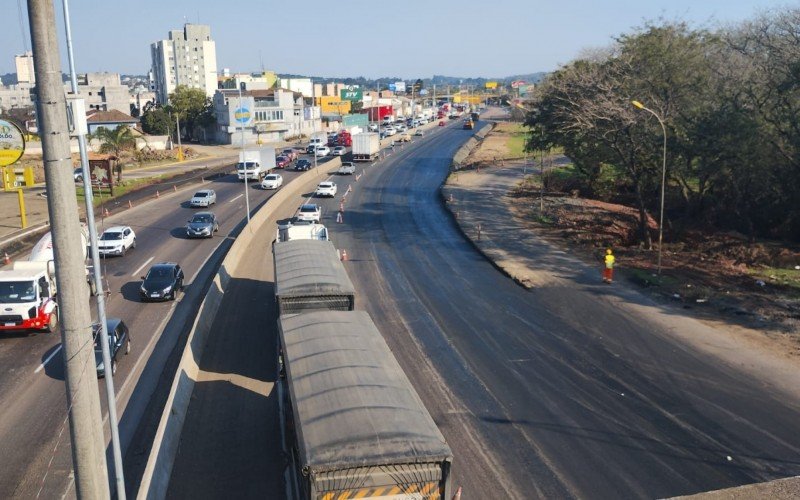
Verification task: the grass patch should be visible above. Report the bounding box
[749,266,800,295]
[76,175,167,207]
[627,268,681,288]
[531,213,554,225]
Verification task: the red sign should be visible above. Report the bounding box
[510,80,526,88]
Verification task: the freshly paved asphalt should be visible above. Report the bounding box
[169,117,799,499]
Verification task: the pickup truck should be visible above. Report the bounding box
[338,162,356,175]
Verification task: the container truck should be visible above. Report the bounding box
[352,133,380,162]
[260,146,277,172]
[0,227,93,333]
[278,310,453,500]
[237,150,266,181]
[275,221,329,244]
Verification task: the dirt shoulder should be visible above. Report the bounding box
[444,115,800,363]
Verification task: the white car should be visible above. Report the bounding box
[383,126,396,136]
[332,146,347,156]
[315,181,338,197]
[395,124,407,133]
[98,226,136,257]
[414,129,425,136]
[296,204,321,222]
[314,146,331,157]
[261,173,283,190]
[338,162,356,175]
[190,189,216,207]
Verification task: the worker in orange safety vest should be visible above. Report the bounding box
[602,248,615,283]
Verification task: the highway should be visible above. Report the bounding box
[0,158,322,498]
[168,119,800,499]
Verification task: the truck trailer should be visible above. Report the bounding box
[278,310,453,500]
[351,133,380,162]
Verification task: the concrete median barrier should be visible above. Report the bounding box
[452,123,493,169]
[137,158,341,499]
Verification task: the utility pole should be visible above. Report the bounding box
[28,0,109,498]
[61,0,125,496]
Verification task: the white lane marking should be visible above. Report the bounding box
[131,256,155,278]
[229,194,244,203]
[34,344,62,374]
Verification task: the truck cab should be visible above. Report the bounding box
[275,220,329,243]
[237,160,264,181]
[0,266,58,333]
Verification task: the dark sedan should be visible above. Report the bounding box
[186,212,219,239]
[294,159,312,171]
[93,318,130,377]
[139,262,184,302]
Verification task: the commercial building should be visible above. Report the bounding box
[212,88,321,144]
[150,24,218,104]
[15,52,35,85]
[0,85,34,112]
[219,71,278,91]
[77,73,130,113]
[277,77,313,98]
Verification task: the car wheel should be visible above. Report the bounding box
[125,339,131,355]
[121,245,127,256]
[44,308,58,333]
[132,238,137,249]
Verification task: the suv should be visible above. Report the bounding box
[98,226,137,257]
[93,318,130,377]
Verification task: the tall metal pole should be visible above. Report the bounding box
[238,84,250,222]
[631,100,667,275]
[61,0,125,496]
[28,0,109,497]
[312,84,318,170]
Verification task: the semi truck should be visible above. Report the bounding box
[352,132,380,162]
[273,240,355,315]
[237,150,266,181]
[0,227,93,333]
[278,310,453,500]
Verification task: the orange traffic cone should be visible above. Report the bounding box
[173,185,177,192]
[3,252,10,266]
[341,249,348,261]
[128,200,133,208]
[452,487,462,500]
[103,207,110,217]
[156,190,160,198]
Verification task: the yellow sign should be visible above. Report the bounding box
[0,120,25,167]
[485,81,498,89]
[319,96,351,115]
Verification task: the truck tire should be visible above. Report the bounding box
[44,308,58,333]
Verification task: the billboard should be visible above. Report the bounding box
[510,80,526,88]
[319,96,352,114]
[519,84,536,97]
[485,81,498,89]
[340,86,363,101]
[343,114,369,129]
[0,119,25,167]
[389,81,406,93]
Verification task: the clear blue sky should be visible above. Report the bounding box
[0,0,788,79]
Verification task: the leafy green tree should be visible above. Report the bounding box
[168,85,216,140]
[140,106,172,135]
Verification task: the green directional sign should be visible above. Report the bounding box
[340,87,363,101]
[343,114,368,128]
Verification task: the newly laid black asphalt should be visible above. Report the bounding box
[167,121,800,499]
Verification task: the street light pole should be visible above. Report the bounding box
[239,83,250,222]
[632,100,667,275]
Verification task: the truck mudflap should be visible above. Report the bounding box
[320,481,443,500]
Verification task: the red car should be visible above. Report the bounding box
[281,148,298,161]
[275,155,291,169]
[439,120,445,127]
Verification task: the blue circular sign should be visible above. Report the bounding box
[234,107,251,124]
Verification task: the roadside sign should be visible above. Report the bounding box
[340,88,363,101]
[510,80,526,88]
[419,89,428,95]
[485,81,498,89]
[234,107,251,124]
[0,119,26,167]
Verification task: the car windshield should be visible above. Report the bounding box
[0,280,36,303]
[277,156,287,161]
[319,183,333,188]
[193,192,208,198]
[265,175,278,181]
[100,232,123,240]
[147,267,173,279]
[300,205,318,213]
[191,215,212,223]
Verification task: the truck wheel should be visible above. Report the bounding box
[45,309,58,333]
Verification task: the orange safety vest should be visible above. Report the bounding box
[605,253,615,269]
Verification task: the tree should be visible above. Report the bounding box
[94,126,136,157]
[168,85,216,140]
[140,107,172,135]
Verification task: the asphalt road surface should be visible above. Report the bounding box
[170,118,800,499]
[0,158,325,498]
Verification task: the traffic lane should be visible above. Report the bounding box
[0,171,297,498]
[164,170,330,498]
[339,129,800,497]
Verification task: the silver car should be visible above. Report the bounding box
[190,189,217,207]
[186,212,219,238]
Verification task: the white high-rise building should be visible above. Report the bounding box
[15,52,35,85]
[150,24,217,104]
